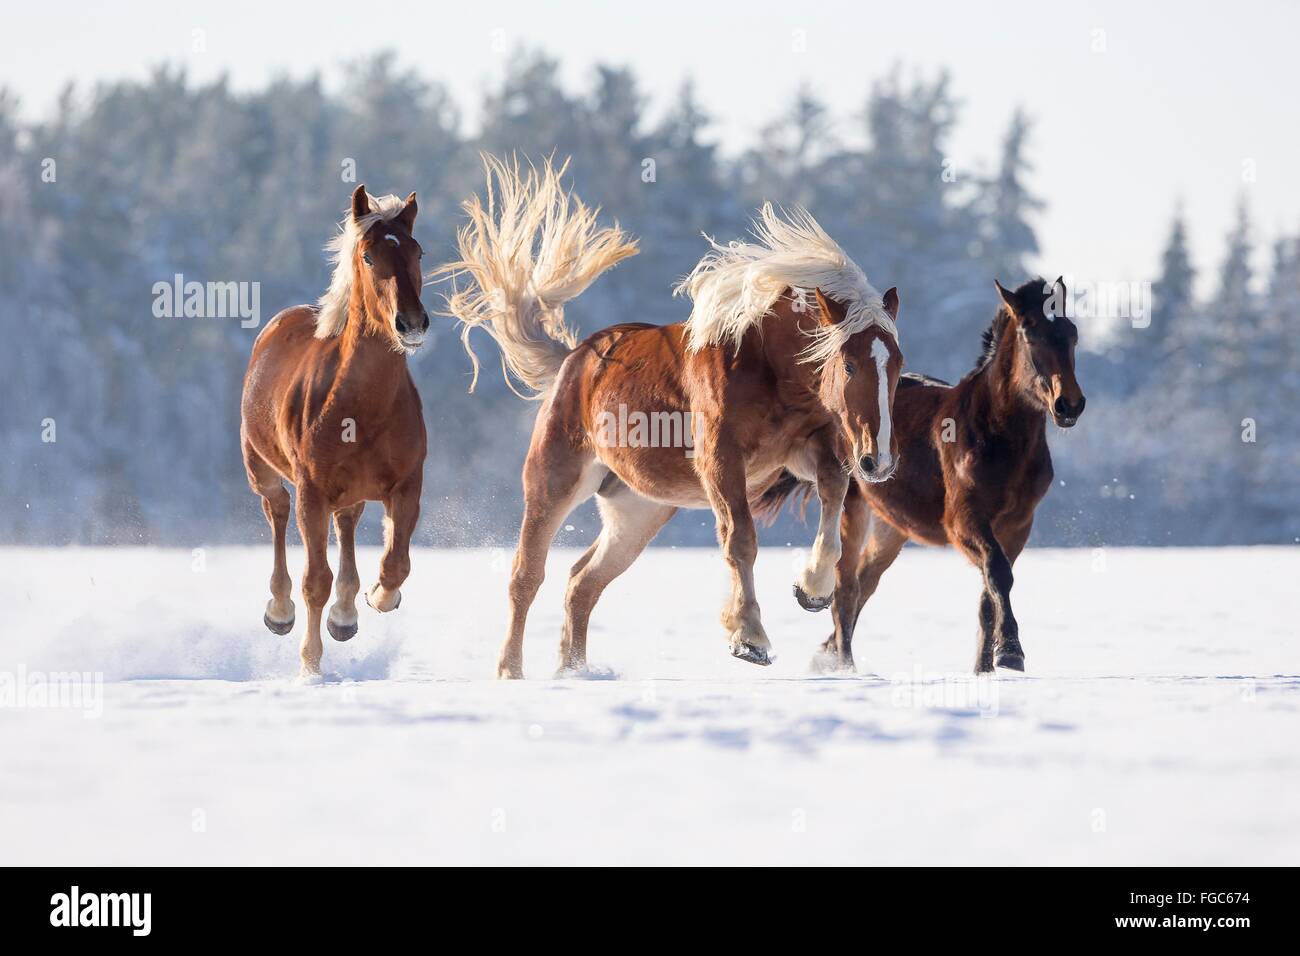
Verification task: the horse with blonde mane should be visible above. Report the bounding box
[438,157,903,678]
[241,185,429,678]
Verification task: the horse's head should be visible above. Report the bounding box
[995,277,1085,427]
[814,287,903,483]
[350,184,429,352]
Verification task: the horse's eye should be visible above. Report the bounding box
[362,252,373,266]
[844,361,857,377]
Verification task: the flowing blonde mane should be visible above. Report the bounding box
[675,203,896,365]
[314,191,410,338]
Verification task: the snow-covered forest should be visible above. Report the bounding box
[2,52,1296,547]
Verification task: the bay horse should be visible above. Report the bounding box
[437,156,902,679]
[760,277,1084,674]
[240,185,429,679]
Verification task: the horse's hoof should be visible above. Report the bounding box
[365,585,401,613]
[327,617,358,642]
[995,652,1025,672]
[810,650,855,674]
[496,665,524,680]
[731,642,773,666]
[263,612,294,635]
[297,660,323,686]
[793,584,832,612]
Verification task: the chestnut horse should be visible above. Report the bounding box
[438,157,901,678]
[241,185,429,678]
[760,277,1084,674]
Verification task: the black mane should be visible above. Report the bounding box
[972,277,1047,372]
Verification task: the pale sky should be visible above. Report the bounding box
[6,0,1299,294]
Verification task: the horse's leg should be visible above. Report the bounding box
[949,516,1018,674]
[367,473,421,614]
[812,482,867,672]
[697,437,769,665]
[243,441,294,634]
[327,501,364,642]
[294,484,333,678]
[989,520,1033,669]
[820,510,906,666]
[792,454,850,613]
[558,488,676,674]
[499,447,601,680]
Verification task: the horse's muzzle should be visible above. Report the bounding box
[1052,395,1085,428]
[860,454,898,484]
[396,310,430,350]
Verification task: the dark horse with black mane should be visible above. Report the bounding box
[761,277,1085,674]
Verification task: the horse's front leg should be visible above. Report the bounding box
[367,473,421,614]
[951,515,1022,673]
[294,484,333,679]
[327,501,364,641]
[698,437,770,665]
[792,452,850,613]
[813,482,867,673]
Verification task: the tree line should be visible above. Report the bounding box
[1,52,1295,547]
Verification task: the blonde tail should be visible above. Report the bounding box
[435,155,639,399]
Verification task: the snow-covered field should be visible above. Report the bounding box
[1,544,1296,865]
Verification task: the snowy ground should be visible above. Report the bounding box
[1,544,1296,865]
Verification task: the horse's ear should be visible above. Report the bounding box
[351,184,370,222]
[996,278,1037,328]
[813,288,841,327]
[882,287,900,321]
[994,278,1016,311]
[396,191,418,231]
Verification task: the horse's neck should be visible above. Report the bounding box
[974,334,1046,437]
[758,309,822,399]
[334,311,407,410]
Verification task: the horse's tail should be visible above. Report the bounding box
[435,154,639,399]
[753,469,817,526]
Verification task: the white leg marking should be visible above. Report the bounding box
[798,493,843,599]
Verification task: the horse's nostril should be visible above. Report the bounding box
[1075,396,1086,415]
[860,456,876,475]
[1054,397,1068,416]
[396,315,410,335]
[421,311,430,332]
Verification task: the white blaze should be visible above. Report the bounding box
[871,337,893,471]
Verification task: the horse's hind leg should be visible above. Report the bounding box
[500,448,601,679]
[244,442,294,634]
[559,487,676,674]
[295,484,333,678]
[367,472,421,614]
[328,502,364,642]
